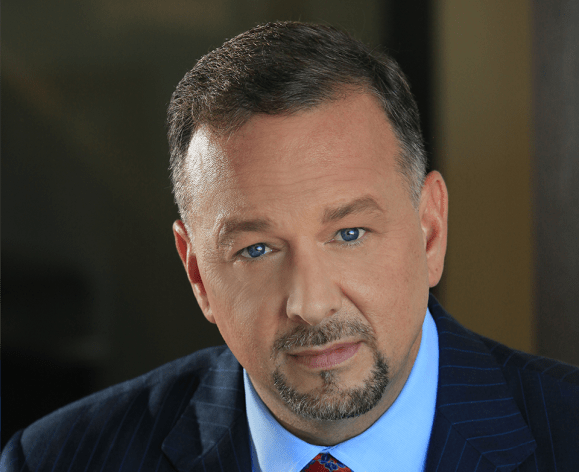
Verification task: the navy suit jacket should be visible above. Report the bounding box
[2,296,578,471]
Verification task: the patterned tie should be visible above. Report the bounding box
[301,453,353,471]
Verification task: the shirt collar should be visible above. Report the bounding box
[243,308,439,472]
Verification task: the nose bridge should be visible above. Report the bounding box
[285,241,342,325]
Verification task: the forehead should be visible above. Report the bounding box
[185,93,404,229]
[222,93,394,165]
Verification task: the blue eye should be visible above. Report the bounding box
[240,243,271,259]
[336,228,365,242]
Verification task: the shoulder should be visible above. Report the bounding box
[479,334,579,420]
[429,294,579,393]
[479,334,579,387]
[479,335,579,466]
[1,345,240,471]
[26,344,235,430]
[429,295,579,466]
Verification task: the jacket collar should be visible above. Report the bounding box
[425,295,536,471]
[162,296,536,472]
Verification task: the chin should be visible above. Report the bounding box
[272,350,390,421]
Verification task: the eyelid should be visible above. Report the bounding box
[235,228,366,260]
[238,243,273,259]
[334,227,367,242]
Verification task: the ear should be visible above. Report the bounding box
[173,220,215,324]
[418,171,448,288]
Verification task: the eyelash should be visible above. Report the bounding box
[236,227,368,261]
[238,244,273,260]
[333,227,367,247]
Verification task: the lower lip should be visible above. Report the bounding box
[291,342,361,369]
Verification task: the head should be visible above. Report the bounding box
[169,22,447,444]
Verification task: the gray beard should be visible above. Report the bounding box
[272,349,390,421]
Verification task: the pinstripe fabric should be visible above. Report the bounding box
[1,348,252,472]
[2,296,578,471]
[424,297,579,472]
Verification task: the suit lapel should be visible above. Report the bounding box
[162,348,252,472]
[425,296,536,471]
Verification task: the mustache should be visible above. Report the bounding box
[272,318,376,356]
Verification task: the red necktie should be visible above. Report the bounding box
[301,453,353,471]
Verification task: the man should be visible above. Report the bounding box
[2,21,578,472]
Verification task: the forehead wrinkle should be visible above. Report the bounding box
[217,217,273,248]
[322,195,384,224]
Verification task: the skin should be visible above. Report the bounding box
[173,93,448,446]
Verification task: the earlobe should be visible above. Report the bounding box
[419,172,449,288]
[172,220,215,324]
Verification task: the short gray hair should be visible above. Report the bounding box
[167,21,427,219]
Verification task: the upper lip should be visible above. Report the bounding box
[289,341,360,357]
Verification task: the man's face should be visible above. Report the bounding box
[174,93,447,438]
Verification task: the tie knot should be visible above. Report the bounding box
[301,452,352,471]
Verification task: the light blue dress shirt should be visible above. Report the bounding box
[243,308,439,472]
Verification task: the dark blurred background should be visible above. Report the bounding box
[3,0,578,447]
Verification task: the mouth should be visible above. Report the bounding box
[288,341,362,369]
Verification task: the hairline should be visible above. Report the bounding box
[178,89,423,230]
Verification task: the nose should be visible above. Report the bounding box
[285,245,342,325]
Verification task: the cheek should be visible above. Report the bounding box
[338,241,414,309]
[338,230,428,353]
[203,263,283,370]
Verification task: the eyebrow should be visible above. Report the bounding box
[322,195,384,224]
[217,218,273,247]
[216,195,383,248]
